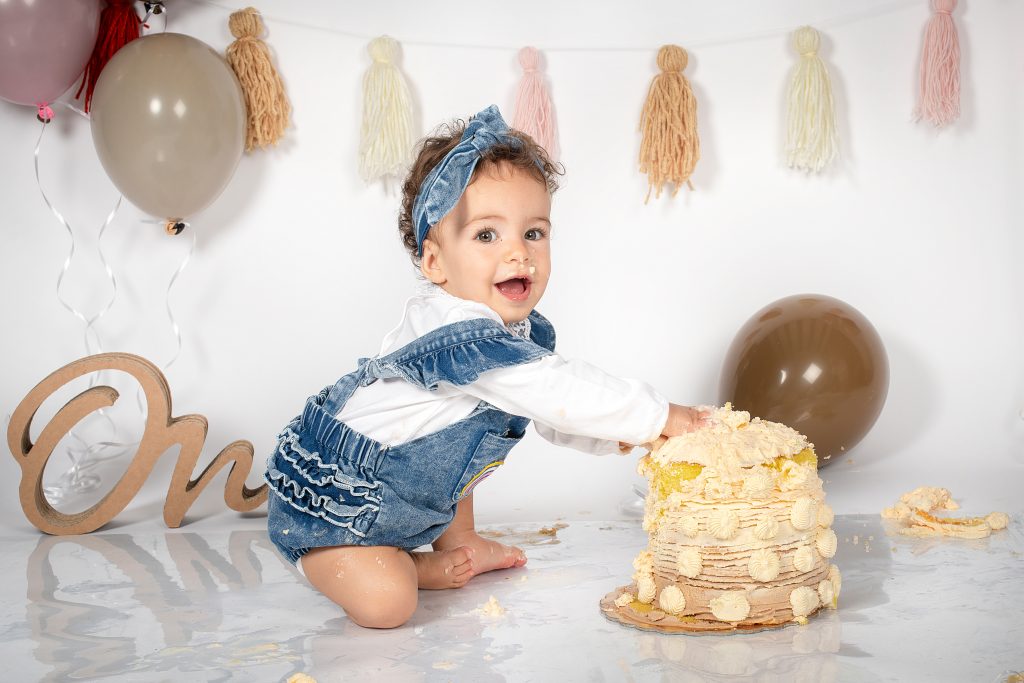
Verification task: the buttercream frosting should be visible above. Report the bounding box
[790,586,819,618]
[658,586,686,615]
[748,548,781,582]
[710,592,751,622]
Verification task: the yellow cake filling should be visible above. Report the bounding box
[628,600,696,621]
[770,448,817,470]
[644,448,817,499]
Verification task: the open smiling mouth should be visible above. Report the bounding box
[495,277,532,302]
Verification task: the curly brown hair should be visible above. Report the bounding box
[398,118,563,264]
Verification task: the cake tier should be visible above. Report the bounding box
[617,404,840,633]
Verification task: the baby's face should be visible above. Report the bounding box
[421,163,552,324]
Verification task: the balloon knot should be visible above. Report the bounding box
[165,220,188,236]
[36,104,54,123]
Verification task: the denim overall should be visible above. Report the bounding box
[265,310,556,565]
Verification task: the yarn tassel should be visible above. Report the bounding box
[785,27,839,172]
[914,0,960,126]
[75,0,141,113]
[359,35,415,183]
[226,7,291,151]
[512,46,558,160]
[639,45,700,202]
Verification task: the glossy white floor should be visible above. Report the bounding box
[1,509,1022,682]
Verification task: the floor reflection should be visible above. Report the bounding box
[26,530,309,681]
[9,515,1018,682]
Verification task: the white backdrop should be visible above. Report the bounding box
[1,0,1021,536]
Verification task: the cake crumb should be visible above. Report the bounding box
[478,595,506,617]
[881,487,1008,539]
[287,674,317,683]
[432,661,456,671]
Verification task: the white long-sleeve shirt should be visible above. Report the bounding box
[336,284,668,455]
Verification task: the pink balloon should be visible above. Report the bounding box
[0,0,101,108]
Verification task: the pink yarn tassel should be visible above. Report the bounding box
[915,0,960,126]
[512,46,558,160]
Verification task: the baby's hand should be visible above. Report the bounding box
[661,403,711,438]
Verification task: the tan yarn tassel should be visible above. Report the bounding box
[226,7,291,151]
[639,45,700,202]
[786,26,838,172]
[359,35,415,183]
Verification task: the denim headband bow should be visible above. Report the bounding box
[412,105,523,256]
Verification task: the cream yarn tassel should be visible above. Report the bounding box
[226,7,291,151]
[785,26,838,172]
[359,35,414,183]
[639,45,700,202]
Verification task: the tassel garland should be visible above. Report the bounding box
[512,46,558,160]
[359,35,415,183]
[785,26,839,172]
[226,7,292,151]
[914,0,960,126]
[639,45,700,201]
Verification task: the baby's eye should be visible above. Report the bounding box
[475,228,498,243]
[525,227,548,241]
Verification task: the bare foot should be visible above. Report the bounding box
[434,531,527,576]
[410,546,475,589]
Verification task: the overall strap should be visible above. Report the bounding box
[527,309,557,352]
[361,316,555,392]
[319,362,372,415]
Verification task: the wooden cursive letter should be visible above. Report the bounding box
[7,352,267,535]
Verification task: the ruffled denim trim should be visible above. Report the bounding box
[364,319,554,391]
[264,429,381,535]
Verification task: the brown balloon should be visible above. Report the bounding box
[719,294,888,467]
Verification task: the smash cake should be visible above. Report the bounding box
[601,404,840,633]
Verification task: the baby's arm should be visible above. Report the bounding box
[457,353,671,452]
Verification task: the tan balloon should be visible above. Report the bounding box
[90,33,245,221]
[719,294,888,467]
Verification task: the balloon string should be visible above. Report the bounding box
[42,226,197,502]
[163,228,197,374]
[32,119,135,503]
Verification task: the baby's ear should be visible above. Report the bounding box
[419,238,446,284]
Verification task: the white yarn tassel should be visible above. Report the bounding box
[359,35,414,182]
[785,26,838,172]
